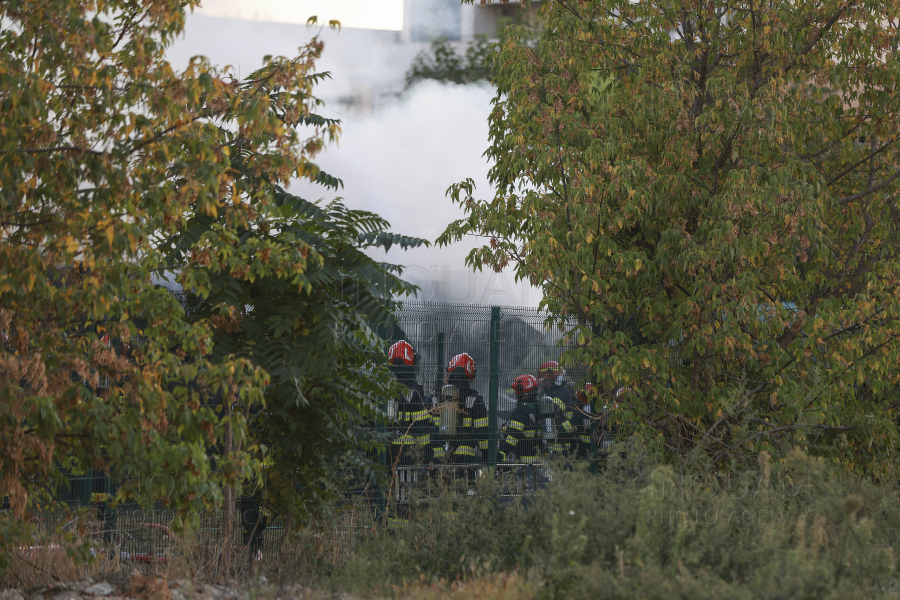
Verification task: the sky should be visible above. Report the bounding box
[195,0,405,31]
[167,4,541,307]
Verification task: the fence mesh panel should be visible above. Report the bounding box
[15,301,638,563]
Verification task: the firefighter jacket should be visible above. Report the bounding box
[456,389,488,463]
[545,384,576,455]
[431,386,488,464]
[499,401,541,463]
[388,377,434,466]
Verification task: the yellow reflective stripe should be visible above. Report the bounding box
[417,434,431,445]
[392,435,417,445]
[562,421,574,433]
[525,431,537,438]
[463,418,472,427]
[478,440,488,450]
[519,455,538,462]
[506,437,518,447]
[454,446,476,456]
[408,409,429,421]
[433,447,446,457]
[509,420,525,431]
[579,435,592,443]
[431,415,441,425]
[553,398,565,410]
[474,417,489,428]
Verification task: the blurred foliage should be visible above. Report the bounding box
[405,2,542,88]
[406,37,496,87]
[438,0,900,477]
[341,449,900,599]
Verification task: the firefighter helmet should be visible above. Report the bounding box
[447,353,476,379]
[538,360,560,380]
[388,340,416,366]
[511,374,538,397]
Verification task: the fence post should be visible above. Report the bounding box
[433,331,445,393]
[487,306,501,466]
[375,406,387,524]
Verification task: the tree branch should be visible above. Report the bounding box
[837,167,900,205]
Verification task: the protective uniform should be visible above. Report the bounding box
[386,340,434,526]
[537,361,576,455]
[441,353,488,464]
[499,375,542,463]
[387,341,434,467]
[431,354,485,463]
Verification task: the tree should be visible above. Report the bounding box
[0,0,409,561]
[440,0,900,476]
[406,37,495,87]
[167,179,426,526]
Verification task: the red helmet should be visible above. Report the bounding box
[576,383,593,404]
[388,340,415,366]
[538,360,560,380]
[448,353,476,379]
[511,374,538,397]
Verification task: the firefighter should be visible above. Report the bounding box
[499,374,542,464]
[537,361,576,455]
[445,353,487,464]
[386,340,433,526]
[386,341,433,468]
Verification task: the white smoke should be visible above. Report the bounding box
[167,13,541,307]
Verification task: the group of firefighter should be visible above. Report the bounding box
[385,340,618,470]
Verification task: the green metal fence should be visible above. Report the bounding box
[366,300,638,525]
[16,300,638,564]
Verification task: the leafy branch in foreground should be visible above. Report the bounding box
[440,0,900,477]
[0,0,426,565]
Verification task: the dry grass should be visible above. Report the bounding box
[1,535,125,590]
[0,503,370,590]
[386,573,539,600]
[161,507,369,583]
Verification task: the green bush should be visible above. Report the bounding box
[338,449,900,599]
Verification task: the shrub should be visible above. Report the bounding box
[340,449,900,599]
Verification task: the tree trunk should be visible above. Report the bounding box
[221,404,233,578]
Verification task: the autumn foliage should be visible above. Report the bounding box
[0,0,424,563]
[441,0,900,476]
